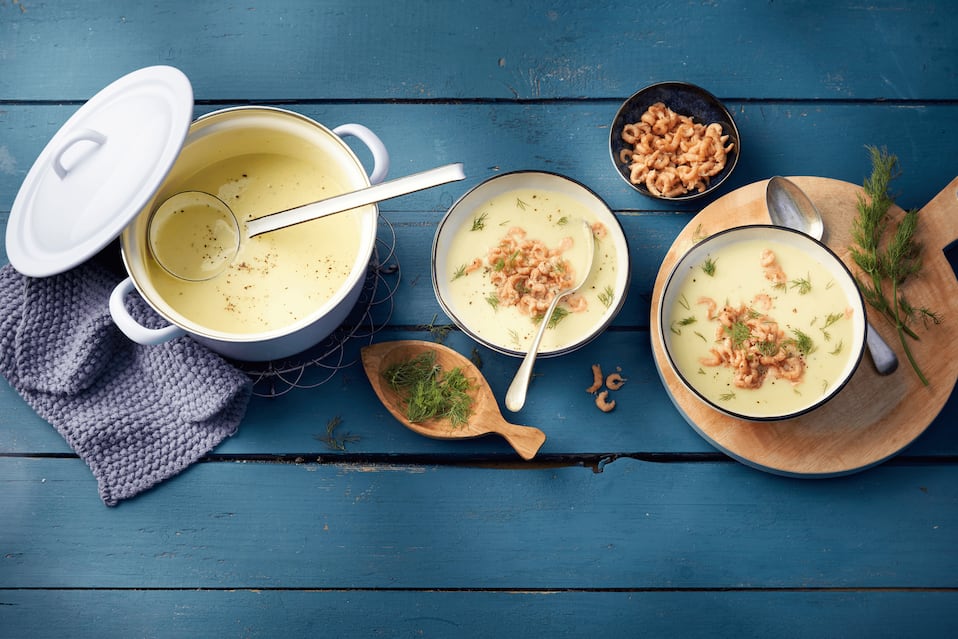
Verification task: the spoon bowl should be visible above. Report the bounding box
[765,176,826,241]
[361,340,547,460]
[766,176,898,375]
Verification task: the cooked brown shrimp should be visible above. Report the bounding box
[698,296,718,320]
[473,227,588,321]
[698,302,806,388]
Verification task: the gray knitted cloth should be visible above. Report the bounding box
[0,262,252,506]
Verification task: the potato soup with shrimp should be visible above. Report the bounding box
[442,187,620,353]
[665,236,859,418]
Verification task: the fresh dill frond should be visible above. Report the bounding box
[485,293,500,310]
[789,328,815,356]
[726,321,751,349]
[818,311,844,341]
[670,316,697,335]
[419,314,453,344]
[533,306,570,329]
[314,415,361,451]
[701,256,717,277]
[848,146,938,385]
[383,351,474,427]
[452,264,466,281]
[757,340,779,357]
[789,274,812,295]
[471,211,489,231]
[598,285,615,308]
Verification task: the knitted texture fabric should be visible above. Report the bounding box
[0,262,252,506]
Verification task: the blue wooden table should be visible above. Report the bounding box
[2,2,958,637]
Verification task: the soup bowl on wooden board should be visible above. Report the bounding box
[658,224,867,422]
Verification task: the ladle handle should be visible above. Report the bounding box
[246,163,465,238]
[866,322,899,375]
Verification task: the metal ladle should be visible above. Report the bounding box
[505,219,596,412]
[765,176,898,375]
[148,163,466,281]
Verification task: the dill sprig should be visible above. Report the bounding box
[788,328,815,356]
[471,212,489,231]
[418,314,454,344]
[701,256,717,277]
[789,274,812,295]
[383,351,474,427]
[533,305,570,328]
[314,416,361,451]
[849,146,941,385]
[598,285,615,308]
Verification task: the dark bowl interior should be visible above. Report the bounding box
[610,81,740,201]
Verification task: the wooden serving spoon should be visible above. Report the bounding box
[361,340,547,460]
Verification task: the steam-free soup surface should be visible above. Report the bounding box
[665,237,857,418]
[443,187,620,352]
[147,152,364,335]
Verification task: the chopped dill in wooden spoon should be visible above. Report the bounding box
[383,351,474,426]
[849,146,941,385]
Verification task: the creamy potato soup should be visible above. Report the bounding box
[665,237,857,418]
[443,187,619,353]
[146,152,363,335]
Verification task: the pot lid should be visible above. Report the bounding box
[5,66,194,277]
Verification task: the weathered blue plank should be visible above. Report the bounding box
[4,325,956,457]
[1,1,955,101]
[2,102,957,217]
[2,457,957,590]
[1,589,956,639]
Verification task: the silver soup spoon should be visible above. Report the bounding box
[505,219,596,412]
[766,176,898,375]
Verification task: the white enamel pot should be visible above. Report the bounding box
[109,107,389,361]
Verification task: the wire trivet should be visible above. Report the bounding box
[234,215,401,397]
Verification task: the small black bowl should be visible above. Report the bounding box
[610,81,740,201]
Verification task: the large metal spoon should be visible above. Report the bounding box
[149,163,465,281]
[505,219,596,412]
[766,176,898,375]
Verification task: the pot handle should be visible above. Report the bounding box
[109,277,186,345]
[332,123,390,184]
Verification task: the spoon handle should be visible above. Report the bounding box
[504,294,562,412]
[246,163,465,237]
[866,321,899,375]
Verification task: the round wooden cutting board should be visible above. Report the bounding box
[650,176,958,476]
